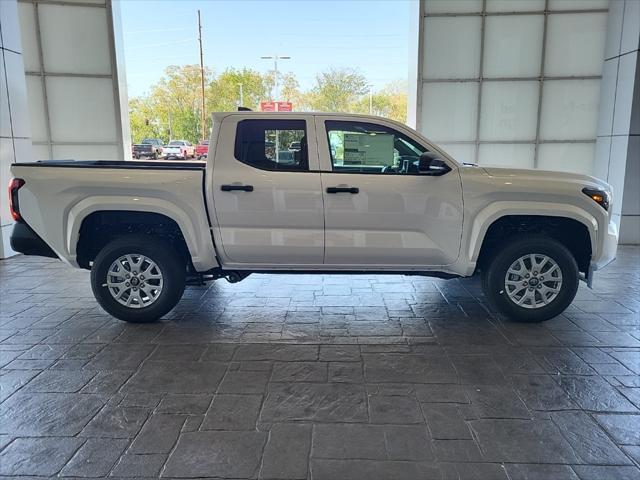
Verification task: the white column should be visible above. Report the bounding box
[16,0,130,161]
[594,0,640,244]
[1,0,130,259]
[1,0,32,258]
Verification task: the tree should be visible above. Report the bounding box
[151,65,212,142]
[304,68,369,112]
[128,64,409,145]
[263,71,301,103]
[353,80,408,123]
[129,97,165,143]
[207,68,268,112]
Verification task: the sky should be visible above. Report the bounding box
[119,0,412,98]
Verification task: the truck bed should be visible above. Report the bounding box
[10,159,217,271]
[15,160,205,170]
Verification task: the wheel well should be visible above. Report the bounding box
[476,215,592,274]
[76,211,191,270]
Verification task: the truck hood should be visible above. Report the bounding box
[481,166,610,191]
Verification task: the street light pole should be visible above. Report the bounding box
[261,55,290,163]
[261,54,291,106]
[369,85,373,115]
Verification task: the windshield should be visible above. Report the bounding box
[169,141,183,146]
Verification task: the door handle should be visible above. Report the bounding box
[326,186,359,194]
[221,184,254,192]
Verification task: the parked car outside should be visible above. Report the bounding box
[163,140,195,160]
[132,138,164,159]
[195,140,209,160]
[289,141,301,151]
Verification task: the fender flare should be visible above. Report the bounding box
[66,196,218,271]
[467,201,599,263]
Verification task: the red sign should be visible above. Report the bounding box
[260,101,293,112]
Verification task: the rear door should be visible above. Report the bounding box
[210,114,324,267]
[316,116,463,268]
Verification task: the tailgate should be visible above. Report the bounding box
[134,144,153,152]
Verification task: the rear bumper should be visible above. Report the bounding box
[10,221,58,258]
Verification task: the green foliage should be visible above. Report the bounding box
[129,66,408,145]
[263,71,301,102]
[303,68,369,112]
[207,68,268,112]
[352,80,408,123]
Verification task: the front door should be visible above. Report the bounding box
[211,115,324,267]
[316,117,463,268]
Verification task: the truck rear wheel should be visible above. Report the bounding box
[90,235,186,323]
[482,236,579,323]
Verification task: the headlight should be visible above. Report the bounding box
[582,187,610,211]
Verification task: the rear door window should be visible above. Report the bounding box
[234,119,308,171]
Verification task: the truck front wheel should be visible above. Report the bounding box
[90,236,186,323]
[482,236,579,323]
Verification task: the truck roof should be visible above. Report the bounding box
[211,111,399,121]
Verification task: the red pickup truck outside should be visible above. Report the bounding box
[195,140,209,159]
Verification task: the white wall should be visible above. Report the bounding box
[17,0,130,161]
[410,0,610,174]
[410,0,639,244]
[594,0,639,244]
[1,0,32,258]
[0,0,130,259]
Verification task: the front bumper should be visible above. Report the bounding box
[587,219,618,287]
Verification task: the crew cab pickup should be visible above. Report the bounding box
[9,112,618,323]
[132,138,163,159]
[163,140,195,160]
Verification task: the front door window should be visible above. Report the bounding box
[326,120,449,175]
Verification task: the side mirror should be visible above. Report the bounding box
[418,152,451,175]
[418,152,435,172]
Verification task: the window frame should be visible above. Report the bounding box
[324,119,451,176]
[234,119,310,172]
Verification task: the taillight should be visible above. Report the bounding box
[8,178,25,221]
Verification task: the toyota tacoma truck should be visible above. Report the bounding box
[8,112,618,323]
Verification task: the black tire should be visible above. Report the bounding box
[90,235,186,323]
[482,236,579,323]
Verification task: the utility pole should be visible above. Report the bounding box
[369,85,373,115]
[198,10,206,141]
[239,83,244,107]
